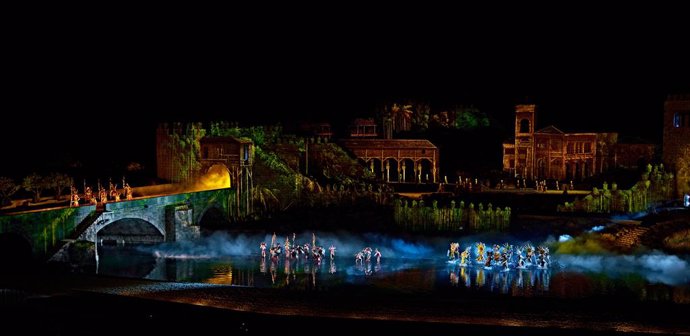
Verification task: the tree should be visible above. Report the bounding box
[412,102,431,130]
[392,103,413,132]
[252,185,279,214]
[453,105,489,130]
[49,172,73,201]
[0,177,20,206]
[23,173,50,203]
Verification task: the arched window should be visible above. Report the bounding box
[519,119,530,133]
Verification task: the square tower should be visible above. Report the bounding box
[514,104,536,179]
[662,94,690,197]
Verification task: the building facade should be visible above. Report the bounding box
[503,104,654,181]
[662,94,690,197]
[350,118,378,137]
[340,139,439,183]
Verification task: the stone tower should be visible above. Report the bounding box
[662,94,690,198]
[514,104,536,179]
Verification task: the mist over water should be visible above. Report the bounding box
[136,231,690,286]
[558,253,690,285]
[140,231,538,260]
[139,231,445,260]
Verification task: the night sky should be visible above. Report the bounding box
[2,17,688,178]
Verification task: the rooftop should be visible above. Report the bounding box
[340,139,437,150]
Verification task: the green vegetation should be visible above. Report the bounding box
[393,199,510,232]
[379,101,490,133]
[451,105,490,130]
[0,205,93,257]
[162,122,378,219]
[163,123,206,182]
[308,143,374,184]
[554,234,610,254]
[558,164,675,214]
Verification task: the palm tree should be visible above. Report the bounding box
[391,103,413,132]
[252,185,279,214]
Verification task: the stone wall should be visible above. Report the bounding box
[0,205,95,258]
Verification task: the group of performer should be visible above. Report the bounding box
[260,233,334,263]
[354,247,382,263]
[70,178,134,207]
[447,242,550,270]
[259,233,383,267]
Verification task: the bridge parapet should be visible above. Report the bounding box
[0,188,233,260]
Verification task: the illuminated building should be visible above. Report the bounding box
[503,104,654,181]
[340,139,439,183]
[350,118,378,137]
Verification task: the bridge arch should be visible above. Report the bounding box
[97,218,164,244]
[0,232,34,273]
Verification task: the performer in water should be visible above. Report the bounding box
[500,251,509,271]
[260,242,267,258]
[329,245,336,260]
[355,251,363,263]
[516,247,526,269]
[484,251,493,270]
[459,247,470,267]
[364,247,372,262]
[476,242,485,264]
[374,248,382,263]
[284,237,291,259]
[525,243,535,266]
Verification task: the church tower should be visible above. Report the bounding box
[514,104,535,179]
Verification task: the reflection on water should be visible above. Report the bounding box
[95,245,690,302]
[446,263,550,295]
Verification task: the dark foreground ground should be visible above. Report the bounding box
[1,270,689,336]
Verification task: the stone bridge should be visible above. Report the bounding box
[0,188,234,261]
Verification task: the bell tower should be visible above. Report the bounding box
[514,104,536,179]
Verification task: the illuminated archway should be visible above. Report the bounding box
[417,159,433,183]
[386,159,399,182]
[370,159,383,180]
[199,164,231,190]
[400,159,415,182]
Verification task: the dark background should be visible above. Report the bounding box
[2,13,689,179]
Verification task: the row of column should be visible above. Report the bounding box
[366,158,437,183]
